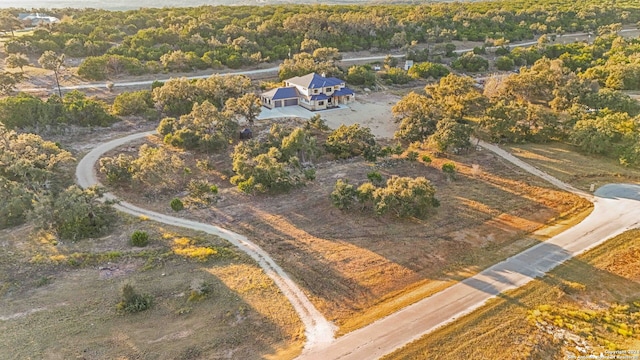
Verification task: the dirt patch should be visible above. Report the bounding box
[0,219,304,360]
[321,92,401,139]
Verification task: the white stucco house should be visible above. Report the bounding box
[261,73,355,111]
[18,13,60,26]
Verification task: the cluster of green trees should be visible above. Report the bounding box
[158,101,239,152]
[480,55,640,162]
[151,74,252,117]
[0,90,117,131]
[0,124,114,239]
[393,51,640,165]
[231,124,318,193]
[392,73,481,153]
[3,0,638,78]
[331,175,439,218]
[99,144,185,195]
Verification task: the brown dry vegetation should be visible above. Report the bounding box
[102,118,591,334]
[384,229,640,360]
[0,214,303,360]
[507,142,640,191]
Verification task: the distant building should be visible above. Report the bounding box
[404,60,414,71]
[261,73,355,111]
[17,13,60,26]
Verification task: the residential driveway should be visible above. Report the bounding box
[257,104,350,121]
[257,105,315,120]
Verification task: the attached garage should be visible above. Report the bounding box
[284,98,298,106]
[260,87,300,109]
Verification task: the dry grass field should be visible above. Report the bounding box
[101,118,591,335]
[0,215,304,360]
[507,142,640,191]
[384,229,640,359]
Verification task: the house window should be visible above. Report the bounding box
[313,89,319,94]
[325,87,332,92]
[318,101,324,105]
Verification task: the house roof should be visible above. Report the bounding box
[333,88,354,96]
[287,73,344,89]
[261,86,299,100]
[18,13,60,23]
[310,94,329,101]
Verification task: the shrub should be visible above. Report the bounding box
[495,56,515,71]
[112,90,153,116]
[367,171,383,185]
[116,284,152,313]
[406,151,419,161]
[170,198,184,211]
[130,230,149,247]
[188,279,210,302]
[325,124,377,159]
[442,162,457,180]
[331,179,357,210]
[421,155,432,163]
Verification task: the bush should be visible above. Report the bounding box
[170,198,184,211]
[406,151,419,161]
[367,171,384,186]
[325,124,377,159]
[188,279,210,302]
[495,56,515,71]
[331,179,357,210]
[452,52,489,72]
[130,230,149,247]
[116,284,152,313]
[421,155,432,163]
[442,162,457,180]
[112,90,154,116]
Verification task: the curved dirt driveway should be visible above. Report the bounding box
[75,131,337,352]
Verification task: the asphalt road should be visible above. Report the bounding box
[75,130,337,351]
[30,28,637,92]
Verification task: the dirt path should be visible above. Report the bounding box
[296,143,640,360]
[75,131,337,352]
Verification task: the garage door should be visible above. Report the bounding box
[284,98,298,106]
[274,100,282,107]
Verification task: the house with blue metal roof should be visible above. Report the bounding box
[260,73,355,111]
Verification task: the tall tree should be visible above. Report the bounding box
[392,92,442,142]
[38,51,65,97]
[5,54,29,73]
[224,93,262,125]
[0,72,23,95]
[426,74,487,119]
[0,13,23,37]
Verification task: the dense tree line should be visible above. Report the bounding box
[0,124,114,239]
[0,91,117,131]
[3,0,639,78]
[394,53,640,165]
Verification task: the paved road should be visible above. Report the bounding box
[75,131,337,351]
[29,28,637,92]
[297,143,640,359]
